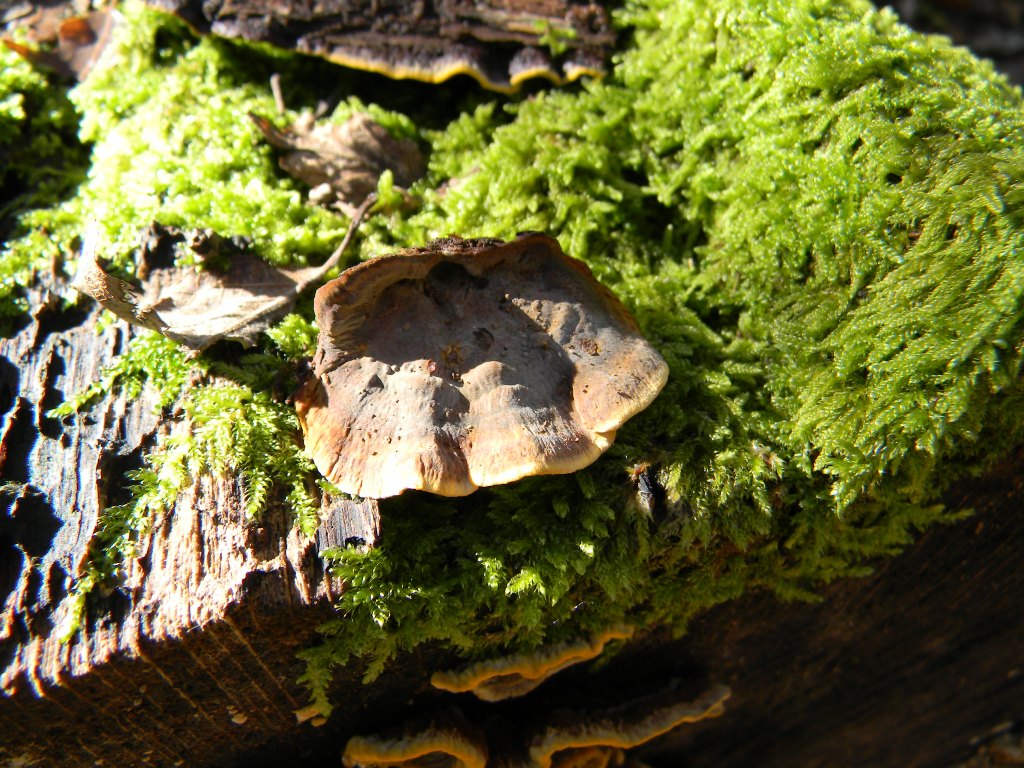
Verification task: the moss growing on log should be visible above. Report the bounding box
[0,46,89,328]
[5,0,1024,710]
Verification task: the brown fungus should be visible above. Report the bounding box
[140,0,614,93]
[431,626,635,702]
[343,712,488,768]
[526,684,731,768]
[295,234,669,499]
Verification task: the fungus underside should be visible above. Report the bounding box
[4,0,1024,709]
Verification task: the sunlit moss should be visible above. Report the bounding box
[0,45,88,328]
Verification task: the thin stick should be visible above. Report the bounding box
[270,73,286,115]
[312,193,379,280]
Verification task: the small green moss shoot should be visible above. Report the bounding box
[534,20,579,57]
[7,0,1024,710]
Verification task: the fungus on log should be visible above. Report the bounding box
[526,684,731,768]
[431,626,635,702]
[295,233,669,499]
[142,0,615,93]
[343,683,729,768]
[342,711,488,768]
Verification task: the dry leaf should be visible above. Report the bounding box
[3,9,118,81]
[73,197,374,354]
[250,112,424,211]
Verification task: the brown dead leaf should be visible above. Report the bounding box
[3,9,118,81]
[72,196,375,354]
[249,112,424,211]
[2,1,75,39]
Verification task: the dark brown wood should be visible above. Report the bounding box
[632,453,1024,768]
[0,289,345,766]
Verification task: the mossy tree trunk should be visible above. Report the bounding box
[2,285,1022,766]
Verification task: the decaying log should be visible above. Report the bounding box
[2,286,1023,767]
[0,290,362,765]
[635,454,1024,768]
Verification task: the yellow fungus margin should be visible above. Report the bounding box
[343,716,488,768]
[528,684,731,768]
[431,626,635,702]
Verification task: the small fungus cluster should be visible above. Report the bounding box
[341,680,730,767]
[343,711,488,768]
[296,233,669,499]
[525,684,730,768]
[342,627,728,767]
[430,626,636,702]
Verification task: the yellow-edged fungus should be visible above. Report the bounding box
[295,234,669,499]
[342,713,488,768]
[431,626,635,702]
[140,0,615,93]
[528,685,731,768]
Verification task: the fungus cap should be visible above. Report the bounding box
[528,685,731,768]
[343,713,488,768]
[295,234,669,499]
[431,626,635,702]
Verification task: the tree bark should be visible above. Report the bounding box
[0,292,355,764]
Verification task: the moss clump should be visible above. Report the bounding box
[0,45,89,329]
[4,2,424,284]
[7,0,1024,711]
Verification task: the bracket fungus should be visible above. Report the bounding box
[295,234,669,499]
[342,684,730,768]
[431,626,635,702]
[525,684,731,768]
[343,712,488,768]
[142,0,614,93]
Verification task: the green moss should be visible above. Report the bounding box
[4,1,392,282]
[8,0,1024,711]
[0,45,89,328]
[299,0,1024,709]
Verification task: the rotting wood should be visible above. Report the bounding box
[0,289,328,697]
[633,450,1024,768]
[0,291,164,693]
[0,284,372,766]
[2,290,1023,767]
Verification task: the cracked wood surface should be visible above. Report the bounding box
[0,296,164,693]
[0,288,373,765]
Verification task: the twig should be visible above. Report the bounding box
[270,73,286,115]
[312,193,379,280]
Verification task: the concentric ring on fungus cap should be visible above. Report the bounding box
[294,233,669,499]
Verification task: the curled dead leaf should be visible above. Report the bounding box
[2,9,118,81]
[250,112,424,212]
[72,195,375,354]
